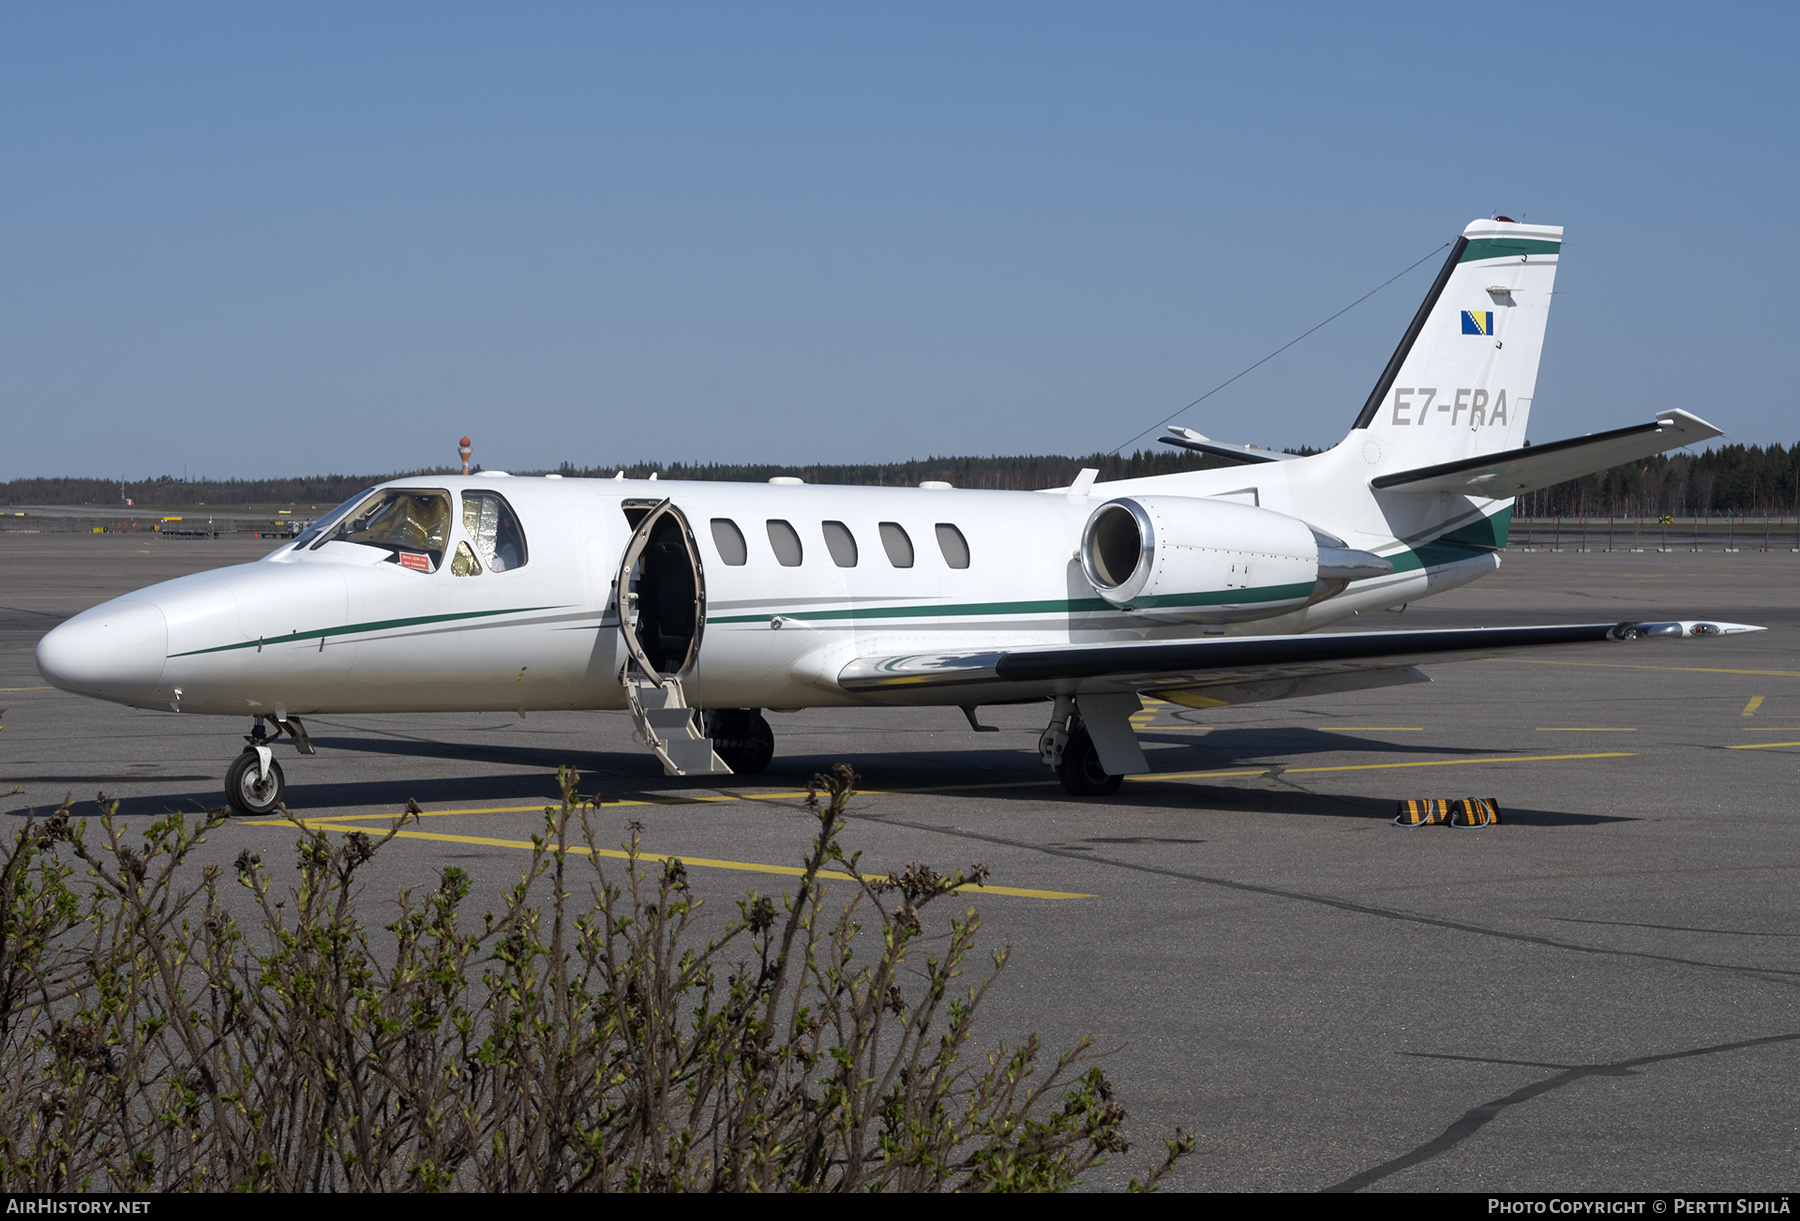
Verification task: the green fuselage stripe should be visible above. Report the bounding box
[167,513,1510,652]
[167,605,565,658]
[710,582,1319,625]
[707,528,1505,625]
[1458,237,1561,263]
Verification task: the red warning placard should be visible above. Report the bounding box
[398,551,431,572]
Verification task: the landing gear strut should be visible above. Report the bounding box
[707,709,775,775]
[223,714,312,816]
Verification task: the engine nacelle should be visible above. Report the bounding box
[1079,495,1390,621]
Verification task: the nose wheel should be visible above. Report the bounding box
[225,749,286,816]
[223,714,309,815]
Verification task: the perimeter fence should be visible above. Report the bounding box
[1508,516,1800,552]
[0,516,298,538]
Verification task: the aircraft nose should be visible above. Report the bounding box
[37,598,169,704]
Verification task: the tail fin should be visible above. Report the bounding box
[1350,219,1561,472]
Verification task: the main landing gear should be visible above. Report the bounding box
[1055,724,1123,797]
[706,709,775,775]
[224,714,315,816]
[1039,695,1126,797]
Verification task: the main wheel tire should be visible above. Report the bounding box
[709,708,775,775]
[1056,724,1122,797]
[225,751,286,816]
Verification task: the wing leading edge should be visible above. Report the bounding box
[836,620,1761,707]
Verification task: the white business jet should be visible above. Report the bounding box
[36,218,1758,813]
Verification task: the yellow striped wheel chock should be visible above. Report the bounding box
[1395,798,1501,827]
[1447,797,1500,828]
[1395,799,1447,826]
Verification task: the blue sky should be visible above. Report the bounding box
[2,3,1794,480]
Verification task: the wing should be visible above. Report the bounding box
[1370,410,1721,497]
[836,620,1761,708]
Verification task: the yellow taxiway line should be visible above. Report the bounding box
[253,821,1094,900]
[1498,659,1800,678]
[246,779,1058,827]
[1725,741,1800,750]
[248,750,1636,828]
[1141,751,1635,783]
[245,750,1639,897]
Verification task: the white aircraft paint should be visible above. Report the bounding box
[34,219,1759,809]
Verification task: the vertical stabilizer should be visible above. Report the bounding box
[1350,219,1561,473]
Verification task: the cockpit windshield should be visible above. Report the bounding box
[289,487,376,551]
[312,488,453,571]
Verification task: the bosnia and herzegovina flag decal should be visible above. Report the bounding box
[1461,310,1494,335]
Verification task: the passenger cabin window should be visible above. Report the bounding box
[767,519,803,567]
[461,491,528,572]
[314,489,452,572]
[711,518,748,566]
[822,521,858,567]
[878,522,914,568]
[935,523,970,569]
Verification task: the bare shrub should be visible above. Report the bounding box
[0,765,1191,1191]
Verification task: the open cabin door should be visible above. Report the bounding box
[615,499,729,776]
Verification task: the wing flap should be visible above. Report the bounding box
[1158,665,1431,709]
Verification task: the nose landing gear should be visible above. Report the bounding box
[223,714,313,816]
[225,749,285,816]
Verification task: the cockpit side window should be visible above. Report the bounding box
[314,489,453,571]
[461,491,529,572]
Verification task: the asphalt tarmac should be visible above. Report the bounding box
[2,532,1797,1192]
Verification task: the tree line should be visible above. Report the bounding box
[0,450,1253,506]
[6,443,1799,517]
[1517,444,1800,519]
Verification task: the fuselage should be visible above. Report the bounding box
[36,451,1508,718]
[40,216,1588,724]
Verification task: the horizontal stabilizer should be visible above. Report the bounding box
[1158,426,1295,465]
[1371,410,1722,496]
